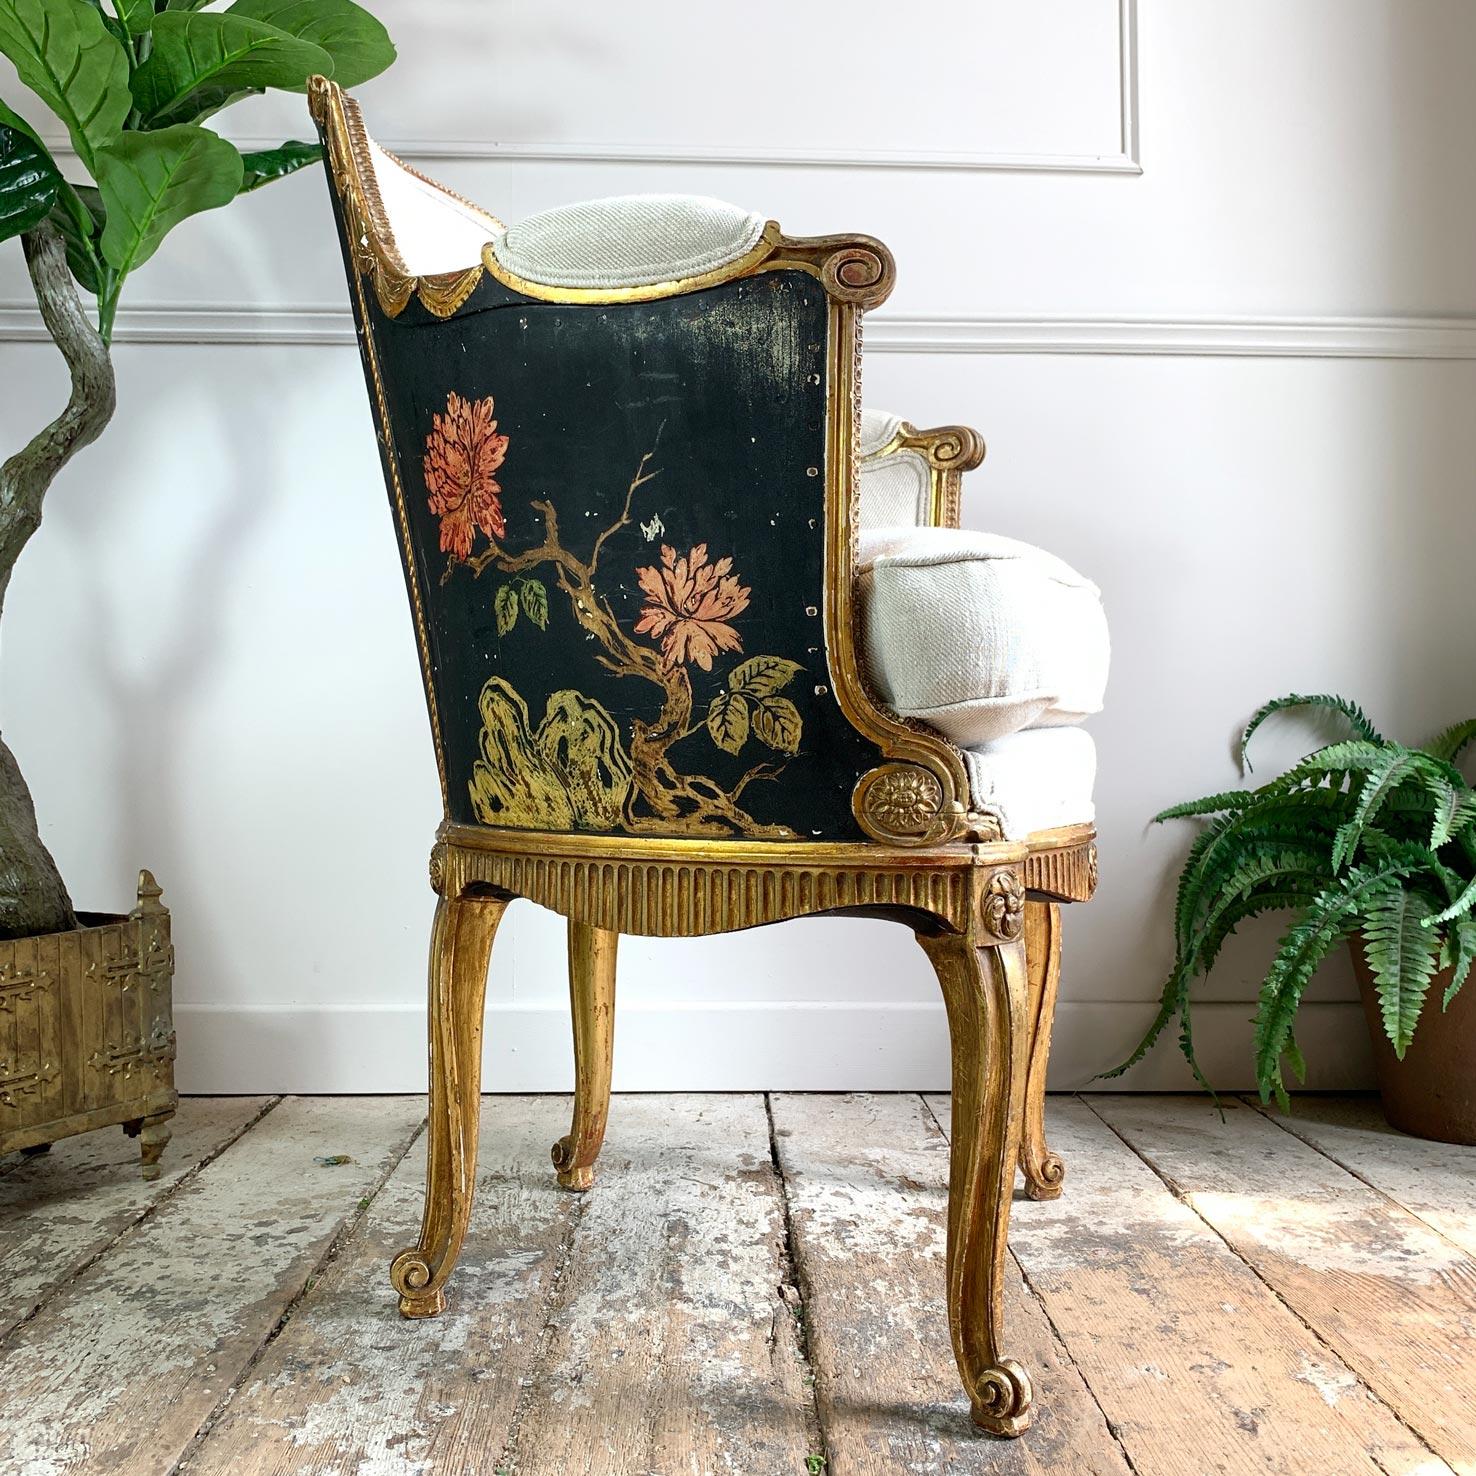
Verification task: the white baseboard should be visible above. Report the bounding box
[174,1000,1374,1095]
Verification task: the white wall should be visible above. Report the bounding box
[3,0,1475,1093]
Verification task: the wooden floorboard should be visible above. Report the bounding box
[3,1092,1474,1476]
[774,1092,1133,1475]
[1093,1092,1476,1474]
[0,1096,274,1342]
[1249,1094,1476,1258]
[0,1096,424,1476]
[499,1094,816,1476]
[929,1095,1451,1476]
[180,1096,578,1476]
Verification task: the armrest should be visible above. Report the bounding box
[860,414,986,530]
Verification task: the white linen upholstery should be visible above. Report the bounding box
[489,194,767,289]
[858,406,931,531]
[857,524,1109,747]
[367,141,501,275]
[963,728,1096,838]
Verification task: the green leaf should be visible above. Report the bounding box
[751,695,801,754]
[1425,718,1476,765]
[1241,693,1383,773]
[1426,869,1476,926]
[1154,791,1256,823]
[225,0,395,89]
[1331,748,1421,871]
[130,11,333,128]
[494,583,518,636]
[47,180,105,292]
[706,691,749,754]
[519,579,548,631]
[109,0,156,33]
[0,0,130,168]
[1254,863,1406,1099]
[1363,885,1441,1057]
[236,139,321,192]
[0,120,59,242]
[728,655,801,698]
[96,124,242,274]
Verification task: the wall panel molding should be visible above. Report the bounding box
[5,302,1475,359]
[35,1,1139,177]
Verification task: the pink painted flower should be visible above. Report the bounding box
[634,543,750,670]
[423,392,508,560]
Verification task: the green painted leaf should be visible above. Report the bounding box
[729,655,800,698]
[96,124,242,274]
[519,579,548,631]
[130,11,333,128]
[494,583,519,636]
[706,691,749,754]
[225,0,395,89]
[0,120,59,242]
[0,0,130,167]
[237,138,321,192]
[751,695,801,754]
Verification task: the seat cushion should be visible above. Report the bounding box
[489,194,766,289]
[858,524,1109,746]
[965,728,1096,838]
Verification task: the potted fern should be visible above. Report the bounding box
[1114,693,1476,1143]
[0,0,393,1159]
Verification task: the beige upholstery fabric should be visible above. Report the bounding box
[964,728,1096,838]
[858,406,932,531]
[857,524,1109,747]
[367,141,501,276]
[489,194,767,290]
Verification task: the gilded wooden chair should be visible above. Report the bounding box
[310,78,1106,1436]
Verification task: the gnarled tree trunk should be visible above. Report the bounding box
[0,222,116,939]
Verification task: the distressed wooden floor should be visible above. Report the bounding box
[1,1094,1472,1476]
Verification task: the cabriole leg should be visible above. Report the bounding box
[1020,899,1066,1200]
[390,891,508,1318]
[552,921,617,1191]
[917,893,1033,1437]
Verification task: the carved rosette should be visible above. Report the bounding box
[428,843,449,896]
[853,763,959,846]
[1087,842,1099,896]
[980,869,1026,942]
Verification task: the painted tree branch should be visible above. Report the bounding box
[0,223,118,939]
[466,446,789,837]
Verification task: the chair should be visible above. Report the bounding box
[309,77,1106,1436]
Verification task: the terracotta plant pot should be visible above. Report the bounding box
[1351,937,1476,1144]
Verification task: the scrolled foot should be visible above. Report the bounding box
[390,1248,447,1318]
[551,1135,595,1191]
[969,1358,1033,1437]
[1024,1151,1066,1202]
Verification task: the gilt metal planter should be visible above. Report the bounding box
[0,871,176,1178]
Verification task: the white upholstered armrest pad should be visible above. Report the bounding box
[858,524,1109,746]
[489,194,766,289]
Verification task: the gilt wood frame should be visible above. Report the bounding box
[310,76,1095,1436]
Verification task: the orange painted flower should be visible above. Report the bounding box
[634,543,750,671]
[423,392,509,560]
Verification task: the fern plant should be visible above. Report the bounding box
[0,0,393,939]
[1110,694,1476,1108]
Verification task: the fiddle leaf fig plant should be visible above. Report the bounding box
[0,0,393,939]
[1109,694,1476,1109]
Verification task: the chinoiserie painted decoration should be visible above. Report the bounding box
[425,391,804,837]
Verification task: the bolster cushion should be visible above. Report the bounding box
[858,524,1109,746]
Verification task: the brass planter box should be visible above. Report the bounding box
[0,871,176,1179]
